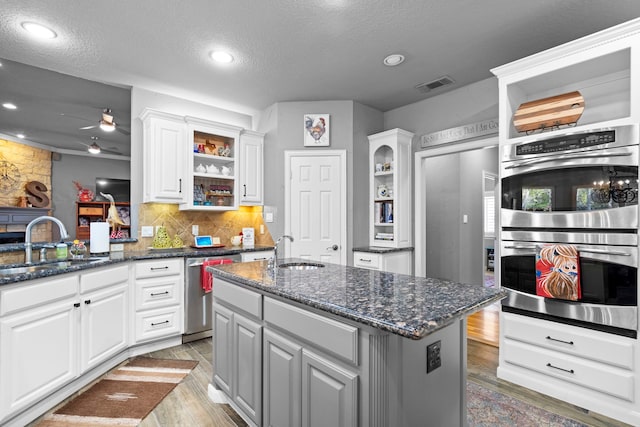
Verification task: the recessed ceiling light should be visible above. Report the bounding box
[2,103,17,110]
[16,133,25,139]
[383,54,405,67]
[210,50,234,64]
[21,21,57,39]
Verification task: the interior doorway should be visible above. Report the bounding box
[414,137,499,345]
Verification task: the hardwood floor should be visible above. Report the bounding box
[467,301,499,347]
[32,318,630,427]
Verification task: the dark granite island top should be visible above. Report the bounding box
[209,258,505,340]
[208,259,506,426]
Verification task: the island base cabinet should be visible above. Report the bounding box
[301,350,358,427]
[233,313,262,424]
[212,300,263,426]
[263,329,302,427]
[213,303,233,396]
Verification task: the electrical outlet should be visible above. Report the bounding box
[141,226,154,237]
[426,340,441,373]
[192,225,199,236]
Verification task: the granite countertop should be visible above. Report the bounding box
[209,259,506,340]
[0,245,274,286]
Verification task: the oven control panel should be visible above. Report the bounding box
[516,130,615,155]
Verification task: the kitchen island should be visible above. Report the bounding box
[208,259,505,427]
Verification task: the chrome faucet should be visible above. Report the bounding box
[25,216,69,264]
[269,235,294,271]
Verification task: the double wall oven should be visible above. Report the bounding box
[500,124,638,338]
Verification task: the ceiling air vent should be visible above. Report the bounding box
[415,75,455,93]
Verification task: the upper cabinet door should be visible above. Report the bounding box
[239,130,264,206]
[140,109,187,204]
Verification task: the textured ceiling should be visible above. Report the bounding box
[1,0,640,156]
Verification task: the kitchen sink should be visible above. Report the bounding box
[0,258,106,276]
[278,262,325,271]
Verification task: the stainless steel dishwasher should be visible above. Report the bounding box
[184,254,241,343]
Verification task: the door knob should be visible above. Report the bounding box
[327,244,339,251]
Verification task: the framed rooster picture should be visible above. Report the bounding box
[304,114,330,146]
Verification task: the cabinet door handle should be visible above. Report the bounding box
[545,336,574,345]
[151,320,170,327]
[73,302,81,308]
[179,178,182,193]
[150,266,169,271]
[546,363,574,374]
[84,299,91,305]
[243,184,247,197]
[151,291,169,297]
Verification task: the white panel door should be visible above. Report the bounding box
[286,151,346,265]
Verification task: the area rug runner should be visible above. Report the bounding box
[467,381,588,426]
[39,357,198,426]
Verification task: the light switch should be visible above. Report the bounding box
[141,226,154,237]
[463,214,468,224]
[192,225,199,235]
[265,212,274,223]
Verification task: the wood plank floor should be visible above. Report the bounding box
[32,327,631,426]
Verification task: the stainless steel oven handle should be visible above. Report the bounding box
[504,151,632,169]
[504,245,632,257]
[503,245,537,250]
[574,247,632,256]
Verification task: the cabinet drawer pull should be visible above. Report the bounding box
[546,363,574,374]
[84,299,91,305]
[73,302,81,308]
[151,320,170,327]
[359,258,372,262]
[150,266,169,271]
[546,336,574,345]
[151,291,170,297]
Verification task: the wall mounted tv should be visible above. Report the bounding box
[95,178,130,202]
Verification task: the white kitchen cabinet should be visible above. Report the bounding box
[353,249,412,274]
[368,129,413,248]
[0,265,128,421]
[240,250,274,262]
[183,116,243,211]
[140,108,188,204]
[0,276,78,420]
[79,266,129,372]
[239,130,264,205]
[499,312,636,416]
[132,258,183,344]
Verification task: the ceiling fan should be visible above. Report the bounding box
[77,108,130,135]
[77,137,122,155]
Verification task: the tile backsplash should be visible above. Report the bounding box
[128,203,274,250]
